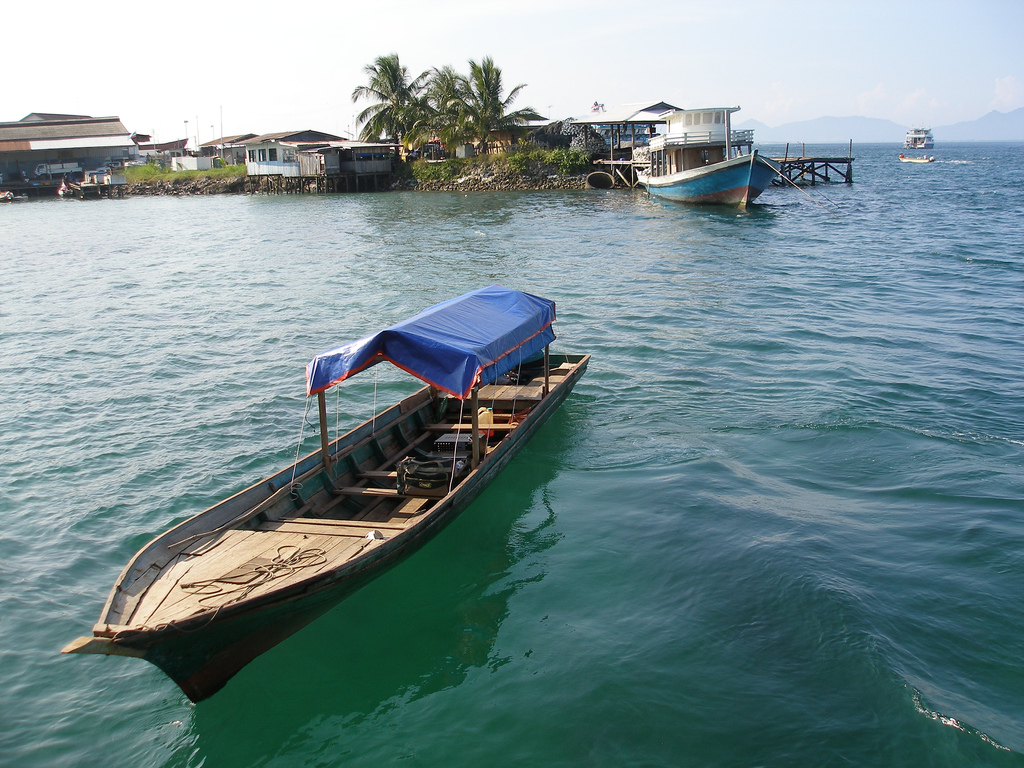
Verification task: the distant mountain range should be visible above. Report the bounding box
[737,108,1024,143]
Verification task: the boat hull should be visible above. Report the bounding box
[69,354,588,701]
[640,152,779,206]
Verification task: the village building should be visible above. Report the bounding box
[564,101,681,187]
[0,113,136,189]
[568,101,680,156]
[199,133,256,166]
[132,135,189,163]
[242,129,342,173]
[242,130,398,193]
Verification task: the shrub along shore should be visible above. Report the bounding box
[119,149,595,196]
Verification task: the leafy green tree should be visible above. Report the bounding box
[461,57,542,154]
[352,54,429,148]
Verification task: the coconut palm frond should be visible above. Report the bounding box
[352,53,429,145]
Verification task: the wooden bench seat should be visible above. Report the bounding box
[257,518,407,537]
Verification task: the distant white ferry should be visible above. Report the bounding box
[904,128,934,149]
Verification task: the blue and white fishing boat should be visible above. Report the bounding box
[638,106,780,205]
[63,286,589,702]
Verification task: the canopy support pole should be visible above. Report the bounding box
[317,391,332,476]
[543,347,550,397]
[471,386,480,469]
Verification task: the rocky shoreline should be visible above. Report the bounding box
[400,161,589,192]
[120,176,247,196]
[119,162,593,196]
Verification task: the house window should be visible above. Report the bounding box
[248,150,256,162]
[269,148,277,161]
[258,149,267,162]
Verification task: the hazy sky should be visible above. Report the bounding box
[4,0,1022,144]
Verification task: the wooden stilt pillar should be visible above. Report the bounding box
[543,347,550,397]
[317,391,332,475]
[470,386,480,469]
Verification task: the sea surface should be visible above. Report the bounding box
[2,143,1023,767]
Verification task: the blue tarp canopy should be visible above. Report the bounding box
[305,286,556,399]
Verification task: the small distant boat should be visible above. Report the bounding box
[0,190,12,202]
[638,106,780,206]
[57,180,75,198]
[904,128,934,149]
[899,154,935,163]
[63,285,590,702]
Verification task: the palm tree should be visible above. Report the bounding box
[418,65,471,150]
[461,57,542,154]
[352,54,429,148]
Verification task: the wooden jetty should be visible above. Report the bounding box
[593,159,642,188]
[245,172,388,195]
[771,142,854,186]
[0,178,125,199]
[70,181,126,199]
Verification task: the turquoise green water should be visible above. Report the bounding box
[2,144,1023,767]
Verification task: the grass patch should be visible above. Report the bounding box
[506,147,591,176]
[407,147,591,183]
[408,157,472,182]
[124,163,246,183]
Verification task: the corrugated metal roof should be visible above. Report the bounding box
[199,133,257,147]
[21,112,91,121]
[0,115,131,143]
[661,106,740,116]
[568,102,680,125]
[310,140,398,151]
[137,139,189,152]
[244,129,342,144]
[29,136,136,151]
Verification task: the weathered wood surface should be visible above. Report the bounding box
[770,157,854,185]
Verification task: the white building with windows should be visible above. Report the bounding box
[243,130,342,176]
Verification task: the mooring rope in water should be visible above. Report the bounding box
[180,545,328,608]
[775,169,842,220]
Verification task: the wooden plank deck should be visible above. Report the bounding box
[129,527,376,627]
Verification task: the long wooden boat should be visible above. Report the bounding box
[638,106,780,205]
[63,286,589,702]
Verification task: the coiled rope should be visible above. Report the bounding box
[180,545,328,607]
